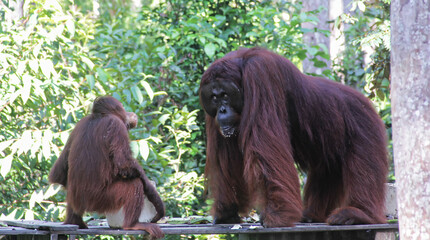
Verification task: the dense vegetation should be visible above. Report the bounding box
[0,0,391,231]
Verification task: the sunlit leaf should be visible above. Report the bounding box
[112,92,121,101]
[159,114,170,124]
[131,85,143,104]
[29,59,39,73]
[42,130,52,159]
[21,74,32,104]
[0,140,15,154]
[307,46,318,56]
[81,56,94,70]
[123,89,132,103]
[198,37,206,45]
[86,74,95,89]
[357,1,366,12]
[44,184,62,199]
[60,131,70,145]
[96,67,109,83]
[17,60,27,75]
[47,24,64,41]
[33,43,42,58]
[130,141,139,158]
[381,79,390,88]
[141,81,154,101]
[29,190,44,209]
[204,43,216,58]
[19,130,33,154]
[24,210,34,220]
[30,137,41,158]
[65,19,75,37]
[139,140,149,161]
[40,59,54,79]
[0,154,13,177]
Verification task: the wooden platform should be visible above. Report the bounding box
[0,220,399,240]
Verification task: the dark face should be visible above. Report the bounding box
[200,80,243,137]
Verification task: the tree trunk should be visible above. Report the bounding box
[391,0,430,239]
[1,0,24,28]
[302,0,346,75]
[302,0,330,75]
[329,0,345,68]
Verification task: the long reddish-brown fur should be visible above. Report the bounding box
[201,47,388,227]
[49,96,164,238]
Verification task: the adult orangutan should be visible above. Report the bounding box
[49,96,164,239]
[199,47,388,227]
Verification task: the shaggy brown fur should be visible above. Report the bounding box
[199,47,388,227]
[49,96,164,239]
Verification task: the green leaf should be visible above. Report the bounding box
[159,114,170,124]
[141,80,154,101]
[317,43,329,53]
[376,89,385,100]
[19,130,33,154]
[357,1,366,12]
[123,89,132,103]
[59,131,69,145]
[0,140,15,154]
[29,60,39,73]
[17,60,27,75]
[33,44,41,58]
[198,37,206,45]
[307,47,318,56]
[65,19,75,37]
[130,141,139,158]
[47,24,65,41]
[139,140,149,161]
[24,210,34,220]
[131,85,143,104]
[113,92,121,101]
[0,154,13,177]
[21,74,32,104]
[313,60,327,68]
[96,67,109,83]
[30,134,41,158]
[204,43,216,58]
[297,50,307,60]
[44,185,61,199]
[381,79,390,88]
[42,130,52,159]
[40,59,54,79]
[86,75,95,89]
[29,190,44,209]
[81,56,95,70]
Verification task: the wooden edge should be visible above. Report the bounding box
[0,226,50,235]
[1,220,399,236]
[3,220,79,231]
[52,223,399,236]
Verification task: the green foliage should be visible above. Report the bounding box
[0,0,98,220]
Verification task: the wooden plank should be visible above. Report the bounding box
[239,231,378,240]
[1,220,399,238]
[3,220,79,231]
[0,226,50,235]
[50,223,398,236]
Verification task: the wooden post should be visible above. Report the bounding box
[391,0,430,239]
